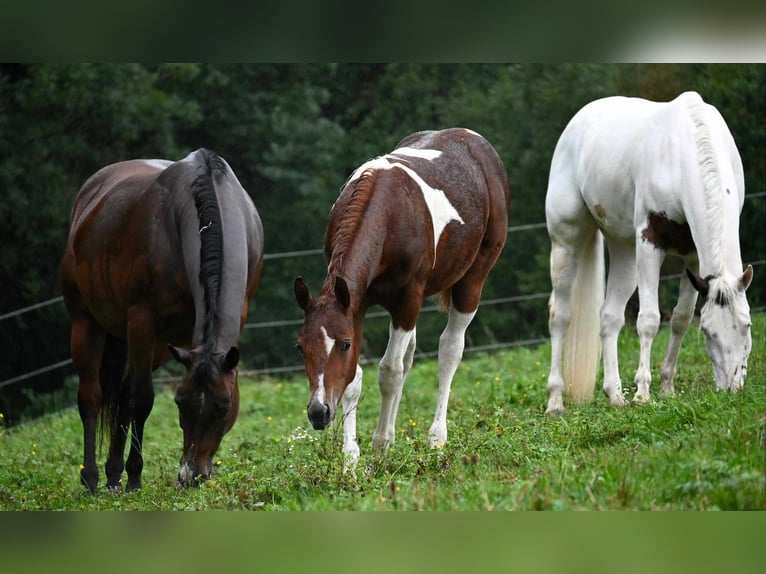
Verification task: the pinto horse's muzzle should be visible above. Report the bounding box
[307,398,333,430]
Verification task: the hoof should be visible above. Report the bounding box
[371,436,392,452]
[631,392,650,405]
[106,480,123,492]
[80,470,98,494]
[544,406,565,416]
[126,481,142,493]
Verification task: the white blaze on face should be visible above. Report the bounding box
[346,149,464,263]
[320,326,335,357]
[312,326,335,405]
[315,373,326,404]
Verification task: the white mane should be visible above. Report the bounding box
[685,92,725,274]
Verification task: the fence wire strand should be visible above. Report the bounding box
[1,190,764,389]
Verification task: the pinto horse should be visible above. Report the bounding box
[60,149,264,491]
[293,128,509,465]
[545,91,753,414]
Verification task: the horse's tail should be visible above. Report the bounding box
[562,228,604,403]
[437,290,451,312]
[98,334,127,445]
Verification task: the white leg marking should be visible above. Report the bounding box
[319,326,335,357]
[373,324,415,452]
[430,305,476,447]
[341,365,363,471]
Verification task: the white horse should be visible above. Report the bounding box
[545,91,753,414]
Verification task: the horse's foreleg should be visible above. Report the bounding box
[386,327,416,438]
[430,306,476,448]
[634,241,665,404]
[340,364,363,470]
[601,241,637,407]
[373,324,414,451]
[659,267,698,396]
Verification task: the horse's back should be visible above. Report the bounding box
[547,92,742,242]
[68,159,172,239]
[393,128,509,222]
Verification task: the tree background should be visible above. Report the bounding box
[1,63,763,423]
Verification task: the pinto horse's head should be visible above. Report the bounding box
[168,345,240,487]
[687,266,754,391]
[294,275,360,430]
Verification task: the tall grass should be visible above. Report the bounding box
[1,313,763,510]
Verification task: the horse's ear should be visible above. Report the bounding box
[741,265,753,291]
[686,269,710,298]
[168,344,193,368]
[334,275,351,310]
[222,346,240,372]
[294,276,312,311]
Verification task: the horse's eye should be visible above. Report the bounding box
[340,340,351,352]
[295,342,304,356]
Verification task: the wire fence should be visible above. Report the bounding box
[2,191,765,389]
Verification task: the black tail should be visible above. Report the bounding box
[192,149,225,352]
[98,334,127,446]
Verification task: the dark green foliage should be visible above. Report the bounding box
[1,64,763,422]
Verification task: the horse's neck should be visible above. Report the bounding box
[326,223,387,315]
[179,190,248,351]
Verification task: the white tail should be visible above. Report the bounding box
[563,229,604,402]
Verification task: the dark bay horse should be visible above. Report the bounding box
[545,91,753,414]
[294,128,509,467]
[61,149,264,491]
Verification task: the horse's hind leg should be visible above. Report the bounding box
[430,300,476,447]
[546,239,578,414]
[69,314,106,493]
[105,307,155,491]
[659,263,699,396]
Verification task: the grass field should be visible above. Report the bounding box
[1,313,763,511]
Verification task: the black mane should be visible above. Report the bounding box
[192,149,226,352]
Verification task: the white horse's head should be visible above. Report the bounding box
[687,266,754,391]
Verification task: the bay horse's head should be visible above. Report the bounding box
[293,275,359,430]
[687,266,754,391]
[168,345,240,486]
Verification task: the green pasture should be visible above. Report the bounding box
[1,313,763,511]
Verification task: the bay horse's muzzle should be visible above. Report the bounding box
[177,461,211,488]
[307,398,333,430]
